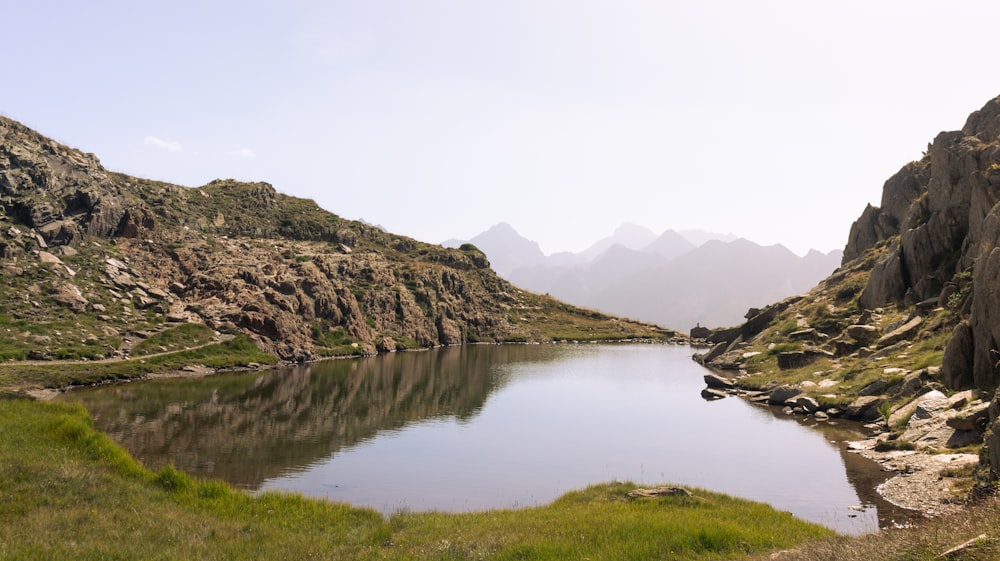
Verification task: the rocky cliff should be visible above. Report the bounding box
[693,94,1000,485]
[842,97,1000,391]
[0,117,673,366]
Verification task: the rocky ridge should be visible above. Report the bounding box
[0,116,675,368]
[693,94,1000,514]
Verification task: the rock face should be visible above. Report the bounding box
[837,95,1000,482]
[842,96,1000,389]
[0,118,154,244]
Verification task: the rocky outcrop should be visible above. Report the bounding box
[840,97,1000,391]
[0,117,154,245]
[0,116,671,364]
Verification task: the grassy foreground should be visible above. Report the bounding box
[0,398,832,560]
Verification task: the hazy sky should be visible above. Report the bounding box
[5,1,1000,255]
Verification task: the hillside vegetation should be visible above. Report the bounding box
[0,115,675,393]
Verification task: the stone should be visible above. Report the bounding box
[148,287,170,299]
[50,282,88,312]
[942,321,974,390]
[704,373,735,389]
[845,395,886,422]
[776,348,833,369]
[376,336,397,353]
[767,385,802,405]
[898,369,933,396]
[947,390,974,410]
[789,328,820,341]
[626,486,693,499]
[791,395,821,413]
[38,251,62,265]
[912,390,948,420]
[846,324,879,345]
[876,316,923,348]
[777,351,811,369]
[814,411,829,420]
[859,379,890,396]
[946,401,990,432]
[701,388,728,400]
[888,396,923,428]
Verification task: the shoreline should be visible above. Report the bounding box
[21,340,976,532]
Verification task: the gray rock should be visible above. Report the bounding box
[846,324,879,344]
[846,395,886,422]
[768,385,803,405]
[792,395,821,413]
[876,316,923,348]
[942,321,974,390]
[704,373,735,389]
[946,401,990,432]
[50,282,88,312]
[701,388,728,400]
[776,349,833,369]
[912,390,948,420]
[859,379,890,396]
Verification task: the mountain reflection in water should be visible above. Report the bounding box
[61,344,916,534]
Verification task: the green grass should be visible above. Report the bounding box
[0,397,833,560]
[133,324,216,356]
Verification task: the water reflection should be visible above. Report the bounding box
[61,344,916,534]
[73,346,508,486]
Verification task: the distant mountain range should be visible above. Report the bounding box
[445,223,842,330]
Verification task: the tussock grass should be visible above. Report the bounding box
[0,398,832,560]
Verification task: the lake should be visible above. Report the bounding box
[58,343,913,534]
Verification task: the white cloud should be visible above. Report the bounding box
[229,147,255,158]
[143,135,181,152]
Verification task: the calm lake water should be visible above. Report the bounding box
[58,343,913,534]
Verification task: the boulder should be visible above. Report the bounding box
[776,348,833,369]
[50,282,88,312]
[846,324,879,345]
[37,251,62,265]
[791,395,821,413]
[789,328,820,341]
[897,368,934,396]
[888,396,922,428]
[942,321,975,390]
[845,395,886,422]
[876,316,923,348]
[704,373,735,389]
[912,390,948,420]
[946,401,990,432]
[947,390,975,410]
[767,385,802,405]
[700,388,728,401]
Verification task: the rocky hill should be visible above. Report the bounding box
[694,94,1000,488]
[0,117,674,369]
